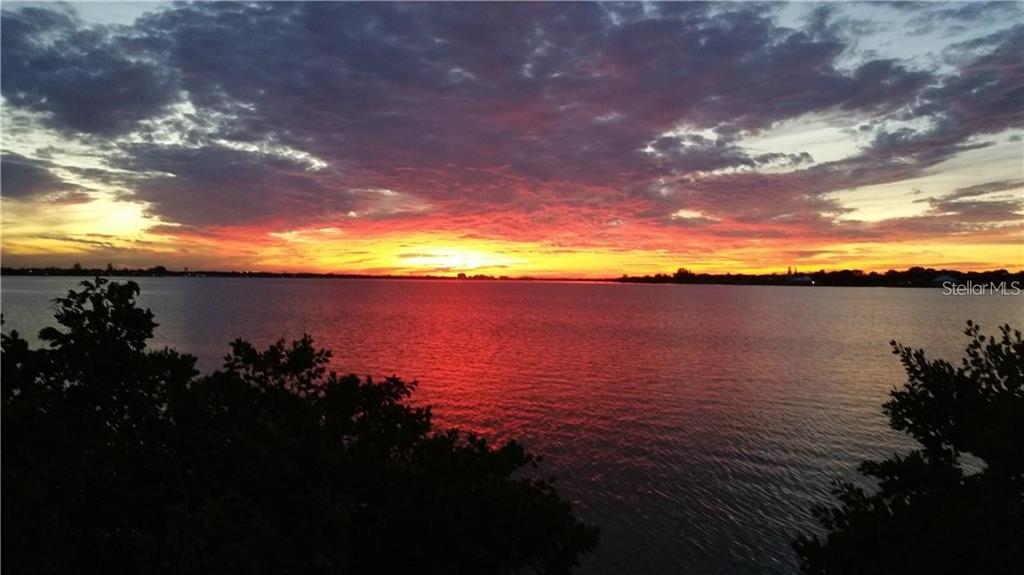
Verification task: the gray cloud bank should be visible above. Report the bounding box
[2,2,1021,242]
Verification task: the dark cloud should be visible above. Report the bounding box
[927,197,1022,221]
[899,178,1024,232]
[648,133,814,173]
[114,144,351,227]
[0,6,179,135]
[878,24,1024,163]
[32,234,120,249]
[924,179,1024,202]
[1,151,87,200]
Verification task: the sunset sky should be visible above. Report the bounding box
[1,1,1022,277]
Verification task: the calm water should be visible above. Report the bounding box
[2,277,1021,574]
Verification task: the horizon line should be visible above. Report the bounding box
[4,264,1023,283]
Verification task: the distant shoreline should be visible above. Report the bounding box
[3,266,1022,289]
[617,267,1024,289]
[0,267,597,283]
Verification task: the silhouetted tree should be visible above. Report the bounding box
[2,278,598,574]
[673,268,695,281]
[794,321,1024,574]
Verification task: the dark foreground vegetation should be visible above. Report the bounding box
[795,321,1024,574]
[620,266,1024,288]
[1,279,598,574]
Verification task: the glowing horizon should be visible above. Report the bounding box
[2,2,1022,277]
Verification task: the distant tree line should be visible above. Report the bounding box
[619,266,1024,288]
[0,265,546,281]
[4,264,1022,287]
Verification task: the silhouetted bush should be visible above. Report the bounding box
[794,321,1024,574]
[2,278,598,574]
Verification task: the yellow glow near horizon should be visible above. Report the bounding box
[2,195,157,253]
[398,248,522,272]
[3,198,1022,276]
[236,230,1024,277]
